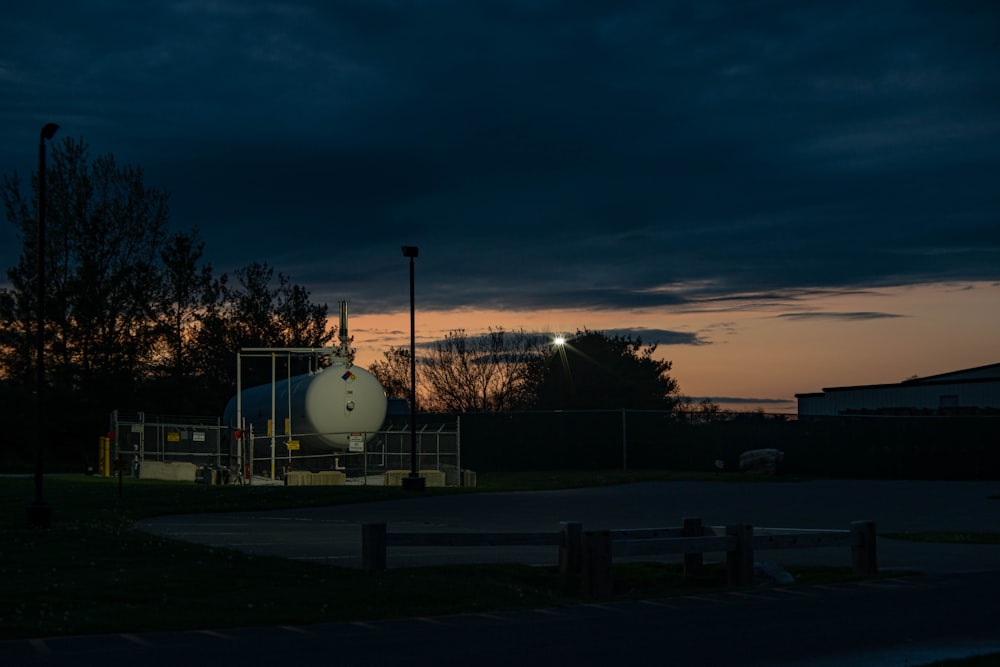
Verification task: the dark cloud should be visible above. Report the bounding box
[2,1,998,317]
[775,311,906,321]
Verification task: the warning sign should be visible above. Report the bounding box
[167,432,180,442]
[348,433,364,453]
[286,439,300,451]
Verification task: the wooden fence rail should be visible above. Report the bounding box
[360,518,878,597]
[361,522,571,572]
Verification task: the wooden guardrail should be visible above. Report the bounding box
[360,518,878,597]
[361,522,573,573]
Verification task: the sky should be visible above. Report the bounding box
[2,1,998,412]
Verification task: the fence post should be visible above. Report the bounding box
[726,524,754,587]
[582,530,612,598]
[850,520,878,575]
[559,521,583,575]
[362,522,387,572]
[682,517,704,577]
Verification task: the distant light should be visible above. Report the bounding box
[554,336,566,346]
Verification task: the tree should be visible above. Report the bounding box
[219,262,332,348]
[0,137,170,399]
[420,327,545,412]
[152,229,216,380]
[191,261,336,397]
[675,396,722,423]
[1,136,175,466]
[534,329,680,410]
[369,346,413,401]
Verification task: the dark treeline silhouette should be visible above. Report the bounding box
[0,137,333,469]
[369,328,683,413]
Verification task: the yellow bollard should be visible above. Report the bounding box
[98,436,111,477]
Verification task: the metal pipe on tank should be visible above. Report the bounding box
[337,301,353,363]
[340,301,349,345]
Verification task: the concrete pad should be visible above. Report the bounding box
[286,471,346,486]
[138,461,197,482]
[317,471,346,486]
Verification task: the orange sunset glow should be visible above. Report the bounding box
[347,281,1000,413]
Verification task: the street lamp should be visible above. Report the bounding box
[27,122,59,529]
[401,245,424,491]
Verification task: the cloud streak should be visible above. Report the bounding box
[775,312,907,322]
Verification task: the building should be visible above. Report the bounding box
[797,362,1000,416]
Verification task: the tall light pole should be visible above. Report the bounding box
[27,122,59,529]
[401,246,424,491]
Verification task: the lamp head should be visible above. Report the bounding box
[402,246,419,258]
[41,124,60,141]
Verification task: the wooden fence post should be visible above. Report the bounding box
[682,517,704,577]
[582,530,612,598]
[559,521,583,575]
[362,522,387,572]
[726,524,754,587]
[850,520,878,575]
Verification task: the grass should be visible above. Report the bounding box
[0,472,867,639]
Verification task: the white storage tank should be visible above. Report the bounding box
[224,361,388,454]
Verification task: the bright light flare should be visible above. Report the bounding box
[553,336,566,346]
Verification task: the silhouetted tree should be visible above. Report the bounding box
[132,229,223,413]
[369,346,413,401]
[0,137,170,399]
[421,327,545,412]
[192,261,335,400]
[152,228,216,380]
[215,262,331,348]
[534,329,680,410]
[675,396,721,423]
[1,137,174,465]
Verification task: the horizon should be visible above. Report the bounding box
[342,279,1000,414]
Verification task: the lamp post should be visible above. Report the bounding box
[27,122,59,529]
[401,246,424,491]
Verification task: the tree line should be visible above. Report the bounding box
[1,137,685,468]
[369,327,682,413]
[0,138,335,465]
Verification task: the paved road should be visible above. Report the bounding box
[137,479,1000,572]
[5,480,1000,665]
[6,572,1000,666]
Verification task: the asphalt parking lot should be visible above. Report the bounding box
[137,479,1000,573]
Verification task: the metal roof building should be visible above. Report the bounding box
[796,362,1000,416]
